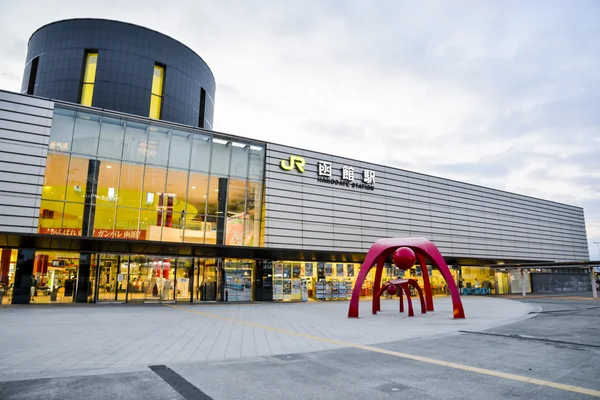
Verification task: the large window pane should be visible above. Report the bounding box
[142,166,167,209]
[49,107,75,152]
[227,178,247,217]
[204,214,217,244]
[210,139,231,176]
[140,208,161,241]
[42,153,69,202]
[226,215,245,246]
[71,111,101,155]
[169,129,192,169]
[184,172,209,244]
[38,200,64,233]
[248,146,265,181]
[122,121,148,163]
[146,125,170,166]
[93,205,116,232]
[97,116,125,158]
[118,162,144,208]
[244,218,261,246]
[206,175,222,216]
[66,155,91,203]
[95,160,120,207]
[246,181,263,221]
[115,207,142,239]
[62,202,84,235]
[230,144,249,179]
[166,168,188,230]
[190,134,211,172]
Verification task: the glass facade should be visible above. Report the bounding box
[39,105,265,245]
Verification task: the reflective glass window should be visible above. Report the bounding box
[166,168,189,230]
[61,202,84,235]
[122,121,148,163]
[248,146,264,181]
[227,178,247,217]
[187,172,209,215]
[65,155,91,203]
[210,139,231,176]
[93,205,116,232]
[142,165,167,209]
[140,209,160,240]
[97,116,125,159]
[118,162,144,208]
[95,160,120,207]
[38,200,65,233]
[190,134,211,172]
[230,144,249,179]
[71,111,101,155]
[206,175,222,216]
[49,108,75,152]
[146,126,170,165]
[42,153,69,202]
[149,64,165,119]
[184,171,209,243]
[115,207,141,237]
[169,129,192,169]
[80,52,98,107]
[246,181,263,221]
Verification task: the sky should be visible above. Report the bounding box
[0,0,599,259]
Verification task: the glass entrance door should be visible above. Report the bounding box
[194,258,219,302]
[96,254,128,302]
[495,271,510,294]
[175,258,193,302]
[141,258,175,303]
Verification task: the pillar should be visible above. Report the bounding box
[75,253,92,303]
[216,177,229,245]
[521,269,526,297]
[11,249,35,304]
[591,267,598,299]
[81,159,100,237]
[0,249,11,285]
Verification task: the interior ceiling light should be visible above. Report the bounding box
[212,138,228,145]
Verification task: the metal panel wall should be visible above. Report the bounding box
[264,143,589,262]
[0,90,53,234]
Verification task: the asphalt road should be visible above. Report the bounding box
[1,297,599,399]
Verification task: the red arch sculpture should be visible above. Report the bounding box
[348,237,465,319]
[375,278,426,316]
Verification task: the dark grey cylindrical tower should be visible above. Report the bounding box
[21,18,216,129]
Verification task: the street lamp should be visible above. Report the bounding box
[594,241,600,261]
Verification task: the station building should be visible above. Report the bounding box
[0,19,590,305]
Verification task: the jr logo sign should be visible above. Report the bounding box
[280,155,305,172]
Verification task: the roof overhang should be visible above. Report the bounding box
[487,260,598,270]
[0,232,367,262]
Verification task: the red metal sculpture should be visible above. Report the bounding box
[375,278,426,316]
[348,237,465,319]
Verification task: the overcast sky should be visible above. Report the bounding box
[1,0,599,259]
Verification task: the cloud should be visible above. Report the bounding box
[0,0,598,257]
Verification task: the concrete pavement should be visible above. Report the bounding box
[2,296,599,399]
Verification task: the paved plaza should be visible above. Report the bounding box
[1,296,599,399]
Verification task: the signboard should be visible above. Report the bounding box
[38,228,146,240]
[279,155,375,191]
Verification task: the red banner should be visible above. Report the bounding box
[38,228,146,240]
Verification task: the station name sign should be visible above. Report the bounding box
[280,155,375,191]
